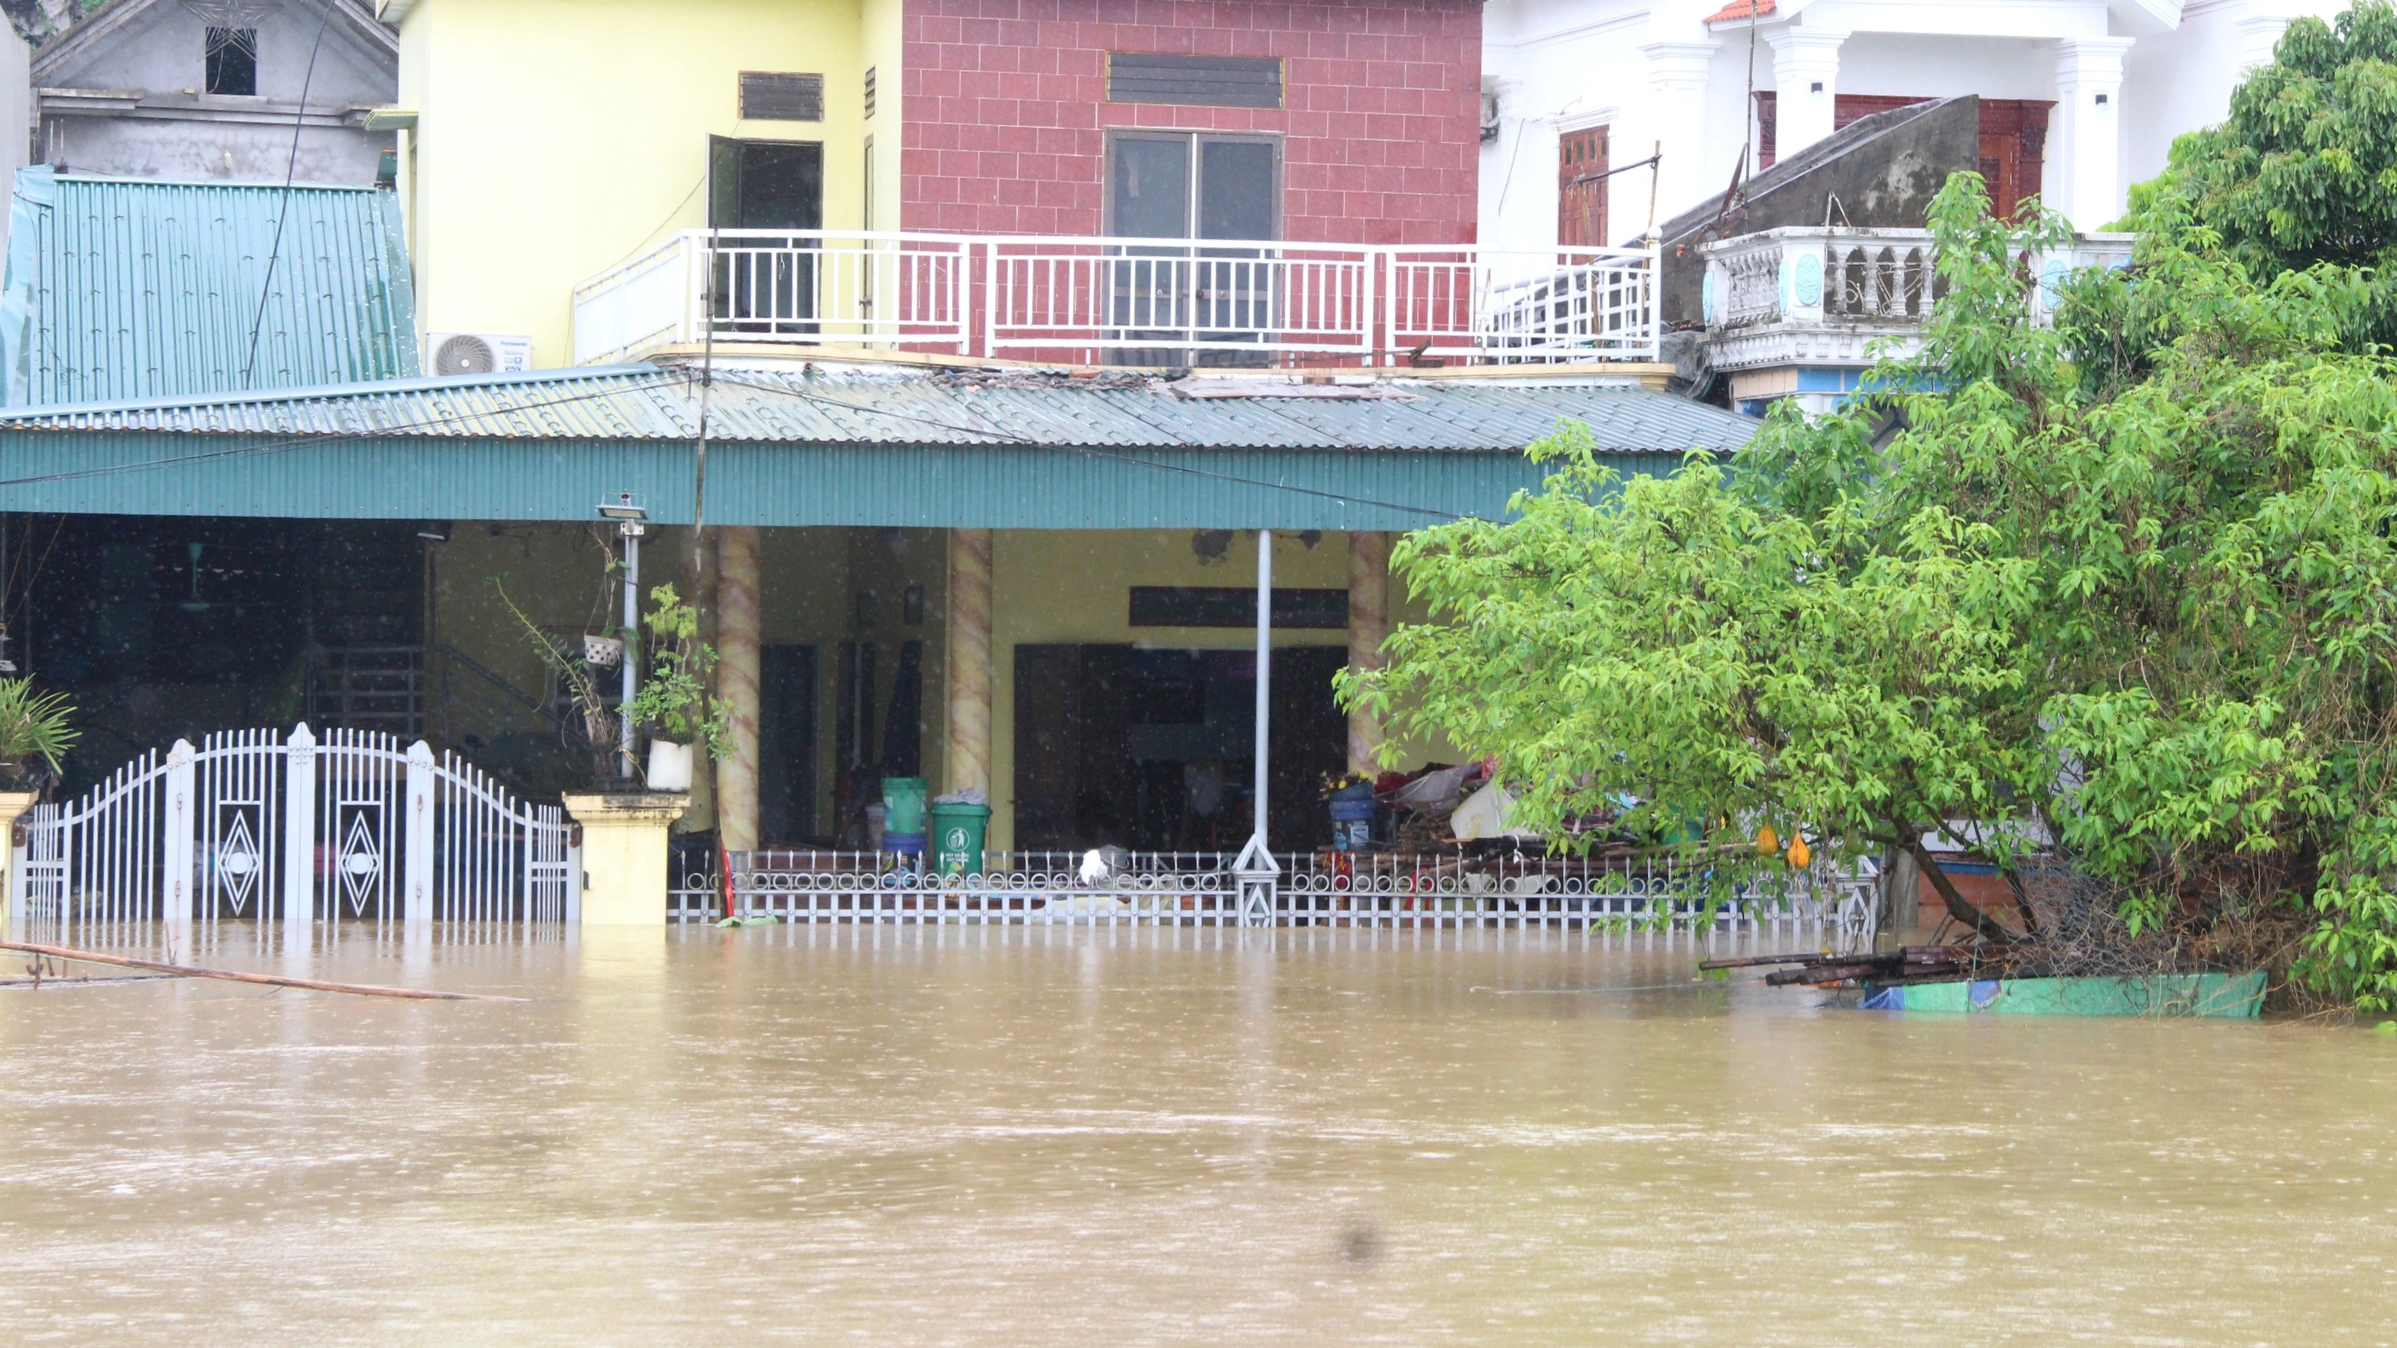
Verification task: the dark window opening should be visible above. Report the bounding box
[1108,53,1283,108]
[1129,586,1348,629]
[740,71,824,122]
[204,27,257,96]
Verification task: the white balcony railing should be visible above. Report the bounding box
[571,230,1660,367]
[1699,226,2137,337]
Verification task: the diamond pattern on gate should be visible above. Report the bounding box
[337,808,384,915]
[215,808,263,915]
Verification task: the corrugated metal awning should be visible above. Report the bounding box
[0,363,1758,529]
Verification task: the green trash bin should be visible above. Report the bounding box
[882,777,929,836]
[929,800,991,876]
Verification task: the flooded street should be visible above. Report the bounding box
[2,928,2393,1345]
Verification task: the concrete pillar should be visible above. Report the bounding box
[944,527,993,797]
[1346,531,1390,777]
[714,525,761,853]
[0,790,39,943]
[2236,2,2299,73]
[1766,27,1848,160]
[562,792,690,925]
[1637,40,1720,228]
[2053,38,2134,229]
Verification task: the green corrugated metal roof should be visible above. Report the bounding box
[0,167,419,407]
[0,362,1756,452]
[0,363,1755,529]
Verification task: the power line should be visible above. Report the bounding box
[1,364,1477,522]
[703,371,1469,521]
[240,0,338,390]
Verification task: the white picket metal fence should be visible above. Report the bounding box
[673,847,1878,936]
[7,724,577,947]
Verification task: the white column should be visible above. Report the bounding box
[2235,1,2300,73]
[2053,38,2135,230]
[163,740,194,934]
[1636,40,1720,229]
[283,722,316,941]
[1766,27,1849,160]
[404,741,435,923]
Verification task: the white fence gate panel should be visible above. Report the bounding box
[6,724,572,944]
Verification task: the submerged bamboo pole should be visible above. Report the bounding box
[0,941,515,1001]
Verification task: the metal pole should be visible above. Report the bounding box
[1252,528,1271,848]
[619,523,641,778]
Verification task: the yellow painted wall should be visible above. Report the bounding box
[986,529,1434,851]
[426,524,1445,853]
[396,0,870,367]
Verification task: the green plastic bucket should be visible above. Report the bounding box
[929,801,991,875]
[881,777,929,836]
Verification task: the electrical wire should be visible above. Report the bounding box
[701,370,1470,522]
[1,363,1481,523]
[240,0,338,390]
[0,372,686,489]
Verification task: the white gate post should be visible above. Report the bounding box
[163,739,195,931]
[404,741,435,923]
[283,723,317,940]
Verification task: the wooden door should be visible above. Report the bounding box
[1558,125,1610,247]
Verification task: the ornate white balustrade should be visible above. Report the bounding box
[572,230,1660,367]
[1697,226,2136,374]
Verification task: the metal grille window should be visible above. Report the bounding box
[204,27,257,96]
[740,72,825,122]
[864,66,876,119]
[1107,53,1282,108]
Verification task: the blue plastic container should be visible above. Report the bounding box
[1330,795,1375,851]
[882,830,926,856]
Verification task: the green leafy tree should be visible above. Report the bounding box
[2123,0,2397,348]
[1351,168,2397,1007]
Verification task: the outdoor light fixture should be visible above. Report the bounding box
[597,493,649,524]
[416,520,452,543]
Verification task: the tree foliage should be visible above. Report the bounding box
[2124,0,2397,347]
[1348,161,2397,1006]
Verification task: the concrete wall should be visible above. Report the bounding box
[0,28,27,256]
[396,0,871,368]
[34,0,395,181]
[901,0,1483,244]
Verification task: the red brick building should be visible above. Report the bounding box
[902,0,1483,245]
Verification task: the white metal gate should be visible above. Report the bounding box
[7,724,576,945]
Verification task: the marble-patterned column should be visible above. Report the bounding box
[1346,530,1390,777]
[944,527,993,797]
[714,525,761,853]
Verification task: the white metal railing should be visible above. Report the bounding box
[669,847,1877,934]
[573,230,1661,366]
[1697,226,2136,330]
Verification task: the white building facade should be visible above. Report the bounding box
[1481,0,2353,250]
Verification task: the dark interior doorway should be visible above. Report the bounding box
[1014,643,1345,852]
[708,136,824,334]
[759,643,818,845]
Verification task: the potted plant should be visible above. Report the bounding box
[623,584,730,791]
[0,677,76,794]
[496,578,621,785]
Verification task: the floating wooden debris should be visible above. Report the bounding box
[1698,945,1965,987]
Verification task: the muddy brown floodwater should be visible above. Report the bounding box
[2,926,2394,1345]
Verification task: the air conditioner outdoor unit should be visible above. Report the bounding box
[426,331,534,377]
